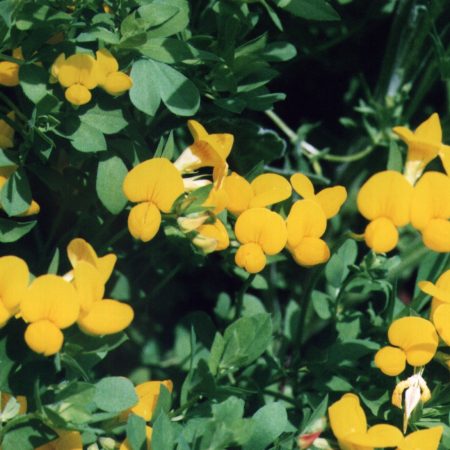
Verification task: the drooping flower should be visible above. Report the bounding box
[286,200,330,266]
[0,48,23,87]
[357,170,413,253]
[0,255,29,328]
[419,270,450,345]
[20,275,79,356]
[51,53,103,105]
[72,261,133,335]
[174,120,234,187]
[374,316,439,376]
[410,171,450,252]
[66,237,117,284]
[34,430,83,450]
[96,48,133,95]
[123,158,185,242]
[222,172,292,215]
[120,426,152,450]
[192,218,230,253]
[0,112,15,149]
[120,380,173,422]
[393,113,450,183]
[234,208,287,273]
[290,173,347,219]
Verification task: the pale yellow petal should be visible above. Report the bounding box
[374,346,406,376]
[128,202,161,242]
[96,48,119,76]
[24,320,64,356]
[290,173,315,198]
[195,219,229,252]
[249,173,292,208]
[102,71,133,95]
[67,238,98,269]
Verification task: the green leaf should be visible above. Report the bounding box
[129,59,161,116]
[220,313,272,370]
[96,154,128,214]
[69,122,107,152]
[243,403,288,450]
[145,0,189,38]
[139,37,195,63]
[151,412,176,450]
[0,169,32,216]
[19,64,49,104]
[79,103,128,135]
[0,149,19,167]
[0,218,36,243]
[274,0,340,21]
[94,377,138,413]
[311,290,332,320]
[209,332,225,375]
[126,414,147,450]
[260,41,297,62]
[138,3,180,28]
[2,419,56,450]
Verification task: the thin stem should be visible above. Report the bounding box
[265,109,297,143]
[0,92,27,122]
[169,394,202,418]
[0,53,23,64]
[320,143,376,163]
[234,274,256,319]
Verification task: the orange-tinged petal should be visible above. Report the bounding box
[364,217,398,253]
[120,426,152,450]
[65,84,91,105]
[249,173,292,208]
[19,200,40,216]
[374,346,406,376]
[21,275,79,329]
[78,299,133,335]
[328,393,367,441]
[123,158,184,210]
[73,261,104,313]
[432,304,450,346]
[348,424,403,448]
[0,255,29,315]
[102,71,133,95]
[286,200,327,248]
[421,219,450,252]
[0,61,19,87]
[290,237,330,267]
[24,320,64,356]
[398,426,443,450]
[194,219,229,252]
[223,172,252,215]
[315,186,347,219]
[357,171,413,226]
[290,173,315,198]
[202,132,234,161]
[128,202,161,242]
[235,243,266,273]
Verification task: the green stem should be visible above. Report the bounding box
[0,53,23,64]
[0,92,27,122]
[321,143,376,163]
[234,274,256,319]
[264,109,297,143]
[261,388,298,406]
[0,413,40,442]
[169,394,202,418]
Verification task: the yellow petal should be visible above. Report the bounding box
[328,393,367,441]
[348,424,403,448]
[0,302,12,328]
[194,219,229,252]
[439,145,450,176]
[120,426,152,450]
[398,426,443,450]
[432,304,450,346]
[357,171,413,226]
[422,219,450,252]
[286,200,327,248]
[24,320,64,356]
[249,173,292,208]
[73,261,104,313]
[364,217,398,253]
[131,380,172,421]
[315,186,347,219]
[96,254,117,284]
[21,275,79,329]
[128,202,161,242]
[58,54,100,89]
[203,185,229,215]
[96,48,119,76]
[374,346,406,376]
[290,173,315,198]
[123,158,184,211]
[235,242,266,274]
[78,299,133,335]
[102,71,133,95]
[415,113,442,142]
[19,199,40,216]
[235,208,287,254]
[50,53,66,82]
[0,255,29,316]
[222,172,252,215]
[0,61,19,87]
[393,126,414,143]
[65,84,92,106]
[289,237,330,267]
[187,120,208,140]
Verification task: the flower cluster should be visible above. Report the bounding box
[0,238,133,356]
[357,113,450,253]
[50,49,133,106]
[123,120,347,274]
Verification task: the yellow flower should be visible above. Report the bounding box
[397,427,443,450]
[67,237,117,284]
[0,112,15,149]
[34,430,83,450]
[20,275,79,356]
[192,218,230,253]
[374,317,439,376]
[174,120,234,187]
[234,208,287,273]
[286,200,330,266]
[419,270,450,345]
[123,158,185,242]
[0,255,29,327]
[96,48,133,95]
[357,170,413,253]
[290,173,347,219]
[393,113,450,183]
[72,261,134,335]
[410,171,450,252]
[120,425,152,450]
[223,172,292,215]
[52,53,103,105]
[121,380,173,422]
[0,48,23,87]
